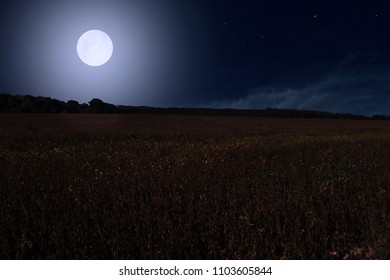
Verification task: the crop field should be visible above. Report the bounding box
[0,114,389,259]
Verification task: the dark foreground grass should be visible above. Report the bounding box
[0,115,389,259]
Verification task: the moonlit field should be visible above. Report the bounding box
[0,115,389,259]
[1,0,390,263]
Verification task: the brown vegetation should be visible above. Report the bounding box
[0,114,389,259]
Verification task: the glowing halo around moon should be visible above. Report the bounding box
[77,30,113,67]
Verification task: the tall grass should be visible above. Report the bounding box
[0,115,389,259]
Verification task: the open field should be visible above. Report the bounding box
[0,114,389,259]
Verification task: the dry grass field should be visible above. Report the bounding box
[0,114,389,259]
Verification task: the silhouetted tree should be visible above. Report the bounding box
[66,100,81,113]
[88,98,117,114]
[88,98,104,113]
[0,94,10,112]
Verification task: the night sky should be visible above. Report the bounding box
[1,0,390,115]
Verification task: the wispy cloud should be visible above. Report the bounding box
[204,51,390,116]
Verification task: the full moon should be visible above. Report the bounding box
[77,30,113,67]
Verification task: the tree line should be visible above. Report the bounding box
[0,93,389,120]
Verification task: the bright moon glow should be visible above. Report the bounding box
[77,30,113,67]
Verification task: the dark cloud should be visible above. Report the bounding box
[204,51,390,116]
